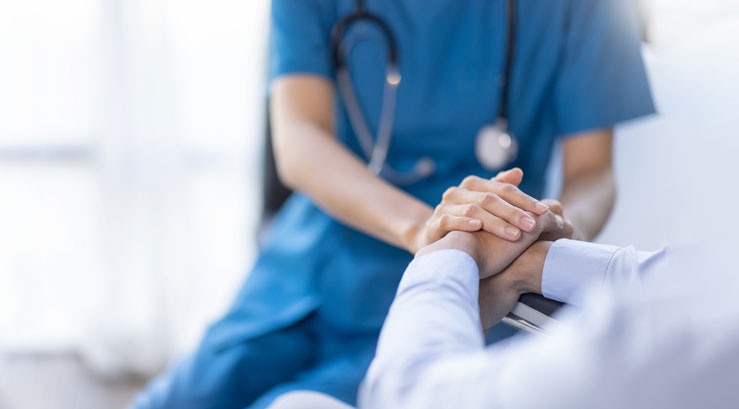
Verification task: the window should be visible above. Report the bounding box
[0,0,269,375]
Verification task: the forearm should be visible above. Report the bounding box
[277,121,430,250]
[271,76,431,252]
[360,242,486,409]
[559,166,615,241]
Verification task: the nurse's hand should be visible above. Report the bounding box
[417,208,567,279]
[411,168,549,252]
[470,208,566,279]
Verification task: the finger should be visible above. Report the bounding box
[540,211,565,233]
[426,202,482,241]
[448,203,522,241]
[445,188,538,232]
[435,213,484,234]
[540,198,563,216]
[423,213,482,245]
[493,167,523,186]
[540,217,573,241]
[461,176,549,215]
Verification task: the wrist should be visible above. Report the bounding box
[415,231,482,269]
[402,208,434,253]
[444,231,481,262]
[511,241,551,295]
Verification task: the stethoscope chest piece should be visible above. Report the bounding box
[475,119,518,171]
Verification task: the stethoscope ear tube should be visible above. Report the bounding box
[338,62,434,184]
[331,9,398,74]
[333,0,519,183]
[368,65,399,174]
[336,67,376,163]
[333,4,436,185]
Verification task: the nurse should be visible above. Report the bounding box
[130,0,654,408]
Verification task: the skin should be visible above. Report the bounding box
[271,75,551,252]
[417,230,553,331]
[416,209,564,280]
[560,129,615,241]
[477,242,551,330]
[271,75,614,253]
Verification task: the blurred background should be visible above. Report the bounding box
[0,0,737,408]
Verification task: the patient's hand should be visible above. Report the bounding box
[416,209,564,330]
[478,241,551,330]
[416,198,569,330]
[538,198,574,241]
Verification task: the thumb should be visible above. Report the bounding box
[493,167,523,186]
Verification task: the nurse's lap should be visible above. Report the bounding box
[267,391,354,409]
[128,322,316,409]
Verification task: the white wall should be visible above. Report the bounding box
[598,16,739,250]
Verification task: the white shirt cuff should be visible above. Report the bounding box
[398,249,480,301]
[541,239,619,304]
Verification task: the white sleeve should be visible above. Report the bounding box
[541,239,666,305]
[359,243,672,409]
[359,249,485,409]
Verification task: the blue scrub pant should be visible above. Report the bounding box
[129,313,377,409]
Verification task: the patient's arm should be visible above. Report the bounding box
[478,238,666,328]
[416,209,566,329]
[359,238,668,409]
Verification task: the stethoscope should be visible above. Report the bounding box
[332,0,518,184]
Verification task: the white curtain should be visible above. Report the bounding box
[0,0,269,377]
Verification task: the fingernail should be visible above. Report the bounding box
[520,216,536,231]
[469,219,482,228]
[535,202,549,213]
[505,226,521,239]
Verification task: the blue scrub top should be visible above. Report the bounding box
[207,0,654,348]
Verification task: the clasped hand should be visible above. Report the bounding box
[416,168,573,329]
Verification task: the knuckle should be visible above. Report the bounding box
[431,218,443,232]
[461,175,479,187]
[549,213,562,229]
[463,204,479,217]
[442,186,457,201]
[512,208,527,219]
[425,217,436,230]
[438,214,452,227]
[480,192,498,207]
[500,183,516,194]
[542,198,563,212]
[494,219,513,234]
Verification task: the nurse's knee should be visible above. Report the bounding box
[267,391,355,409]
[130,341,282,409]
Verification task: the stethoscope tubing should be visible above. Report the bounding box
[332,0,516,183]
